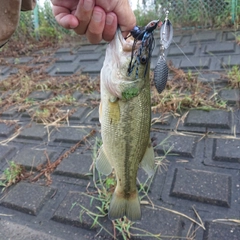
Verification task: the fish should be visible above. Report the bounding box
[96,27,156,221]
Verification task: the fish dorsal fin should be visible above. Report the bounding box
[139,141,155,177]
[96,145,112,176]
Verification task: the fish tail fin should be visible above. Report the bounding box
[108,190,141,221]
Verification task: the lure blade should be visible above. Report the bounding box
[160,19,173,49]
[153,56,168,94]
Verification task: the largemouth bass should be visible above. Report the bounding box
[96,25,157,221]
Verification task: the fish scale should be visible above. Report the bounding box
[97,28,156,221]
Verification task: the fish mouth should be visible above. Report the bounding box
[116,28,136,53]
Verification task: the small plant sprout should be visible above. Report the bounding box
[0,161,24,192]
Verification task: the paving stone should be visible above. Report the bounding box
[72,91,83,100]
[1,182,55,215]
[190,32,217,42]
[55,153,92,179]
[0,145,16,163]
[54,63,80,75]
[180,57,210,69]
[132,206,182,237]
[18,123,51,141]
[69,107,88,121]
[154,133,197,158]
[81,59,104,74]
[15,57,33,64]
[203,222,240,240]
[185,110,231,129]
[9,68,18,74]
[0,220,64,240]
[172,35,182,44]
[78,53,102,62]
[84,107,99,123]
[56,55,77,63]
[205,42,235,54]
[219,89,240,105]
[222,55,240,68]
[28,91,52,101]
[226,31,238,41]
[168,45,196,56]
[52,191,106,230]
[166,58,181,68]
[0,123,15,137]
[1,107,18,118]
[0,66,10,75]
[151,112,173,126]
[78,45,99,52]
[13,148,58,170]
[55,48,72,55]
[213,139,240,163]
[53,127,91,144]
[170,167,231,207]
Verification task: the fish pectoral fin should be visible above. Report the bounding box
[139,141,155,177]
[96,146,112,176]
[108,190,141,221]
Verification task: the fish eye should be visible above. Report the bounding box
[140,55,147,64]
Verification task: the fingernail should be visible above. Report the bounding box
[106,14,114,25]
[92,11,103,23]
[83,0,93,11]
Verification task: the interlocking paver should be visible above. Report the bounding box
[170,167,231,207]
[54,153,92,179]
[185,109,231,129]
[17,123,52,141]
[1,182,55,215]
[203,222,240,240]
[0,29,239,240]
[13,148,58,170]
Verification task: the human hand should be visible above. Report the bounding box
[51,0,136,44]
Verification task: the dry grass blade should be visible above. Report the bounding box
[0,127,22,145]
[149,205,206,230]
[31,129,96,185]
[213,219,240,224]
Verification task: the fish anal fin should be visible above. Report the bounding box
[96,146,112,176]
[108,190,141,221]
[140,141,155,177]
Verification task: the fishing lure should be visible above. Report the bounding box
[153,10,173,94]
[127,20,160,78]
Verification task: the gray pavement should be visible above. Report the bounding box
[0,29,240,239]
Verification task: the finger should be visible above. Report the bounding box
[114,1,136,36]
[102,12,117,42]
[52,6,79,29]
[96,0,136,37]
[73,0,95,35]
[86,6,106,44]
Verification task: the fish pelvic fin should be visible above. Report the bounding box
[108,190,141,221]
[139,140,155,177]
[96,146,112,176]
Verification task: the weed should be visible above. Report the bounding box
[151,63,227,113]
[227,65,240,88]
[71,137,175,239]
[0,161,24,192]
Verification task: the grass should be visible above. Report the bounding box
[67,136,206,239]
[227,65,240,88]
[0,161,24,192]
[151,63,227,114]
